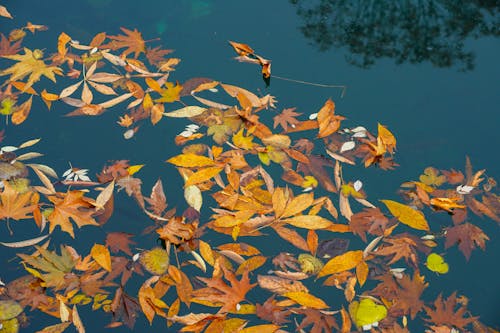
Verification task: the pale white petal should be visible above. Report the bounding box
[352,131,367,138]
[179,130,194,137]
[351,126,367,133]
[308,113,318,120]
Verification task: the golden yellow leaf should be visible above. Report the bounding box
[318,250,363,277]
[377,123,396,154]
[283,291,329,309]
[430,197,466,213]
[1,48,62,91]
[282,215,334,230]
[155,82,182,103]
[235,255,267,275]
[167,153,215,168]
[381,199,429,231]
[232,128,254,150]
[90,244,112,272]
[240,324,281,333]
[11,96,32,125]
[185,167,223,187]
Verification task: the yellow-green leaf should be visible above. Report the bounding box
[426,253,449,274]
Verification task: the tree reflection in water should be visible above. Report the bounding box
[290,0,499,70]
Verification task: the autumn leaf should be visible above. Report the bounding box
[318,250,363,277]
[155,82,182,103]
[377,123,397,154]
[105,232,136,256]
[102,27,145,58]
[419,167,447,186]
[47,190,99,238]
[284,291,329,309]
[273,107,302,131]
[0,182,37,221]
[1,48,62,91]
[91,244,112,272]
[381,199,429,231]
[256,296,291,325]
[424,292,478,330]
[193,265,256,313]
[18,245,77,290]
[374,236,420,266]
[317,99,344,138]
[0,33,22,56]
[167,153,216,168]
[444,222,489,260]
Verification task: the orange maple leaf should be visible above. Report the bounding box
[0,182,37,221]
[47,190,99,238]
[193,265,256,313]
[103,27,145,58]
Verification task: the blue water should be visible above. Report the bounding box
[2,0,499,331]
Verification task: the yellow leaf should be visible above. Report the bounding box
[381,200,429,231]
[155,82,182,103]
[283,291,329,309]
[90,244,112,272]
[11,96,32,125]
[318,250,363,277]
[127,164,145,176]
[1,48,62,91]
[199,240,215,266]
[377,123,396,154]
[426,253,449,274]
[349,298,387,329]
[240,324,281,333]
[429,197,466,213]
[235,256,267,275]
[185,167,223,187]
[282,215,334,230]
[167,153,215,168]
[150,103,164,125]
[261,134,291,149]
[419,167,446,186]
[232,128,254,150]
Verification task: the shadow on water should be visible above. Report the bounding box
[290,0,499,70]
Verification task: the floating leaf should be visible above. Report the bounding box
[139,247,170,275]
[318,250,363,277]
[426,253,449,274]
[349,298,387,330]
[90,244,112,272]
[381,199,429,231]
[283,291,328,309]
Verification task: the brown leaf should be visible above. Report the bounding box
[105,232,136,256]
[273,107,302,131]
[317,99,344,138]
[194,265,256,313]
[445,222,489,260]
[424,292,478,330]
[102,27,145,58]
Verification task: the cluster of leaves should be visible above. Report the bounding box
[0,8,499,333]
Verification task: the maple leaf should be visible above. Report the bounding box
[155,81,182,103]
[102,27,145,58]
[144,179,167,216]
[18,245,78,291]
[350,207,389,242]
[0,48,62,91]
[371,272,428,319]
[110,287,141,329]
[145,46,174,67]
[374,236,420,267]
[273,107,302,131]
[294,308,338,333]
[424,292,478,330]
[193,265,256,313]
[105,232,136,256]
[47,190,99,238]
[256,296,291,325]
[0,182,37,221]
[156,216,197,246]
[0,33,22,56]
[444,222,489,261]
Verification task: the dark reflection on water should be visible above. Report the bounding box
[290,0,499,69]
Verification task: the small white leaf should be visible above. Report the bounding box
[309,113,318,120]
[185,185,202,211]
[353,180,363,192]
[340,141,356,153]
[456,185,474,195]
